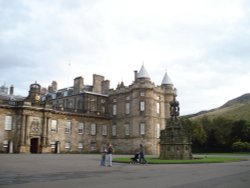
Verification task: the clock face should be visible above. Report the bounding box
[35,94,40,101]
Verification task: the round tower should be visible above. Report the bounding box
[26,82,41,103]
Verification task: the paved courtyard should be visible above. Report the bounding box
[0,154,249,188]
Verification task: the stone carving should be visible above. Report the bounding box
[30,119,40,134]
[170,97,180,119]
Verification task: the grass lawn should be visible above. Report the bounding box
[113,154,248,164]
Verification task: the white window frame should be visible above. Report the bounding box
[63,91,68,97]
[140,123,145,135]
[3,140,9,148]
[65,142,71,149]
[101,106,105,113]
[5,116,12,131]
[113,104,117,115]
[102,125,107,136]
[91,123,96,135]
[78,143,83,149]
[112,125,116,136]
[124,124,130,136]
[125,102,130,114]
[50,141,56,148]
[65,121,71,133]
[156,102,160,114]
[51,120,57,132]
[140,101,145,111]
[156,123,160,138]
[78,123,84,134]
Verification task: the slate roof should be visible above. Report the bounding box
[161,71,173,85]
[137,65,151,79]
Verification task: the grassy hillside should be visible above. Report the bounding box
[189,93,250,121]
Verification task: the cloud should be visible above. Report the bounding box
[0,0,250,115]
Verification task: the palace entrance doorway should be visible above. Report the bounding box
[30,138,39,153]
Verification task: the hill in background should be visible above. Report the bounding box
[187,93,250,121]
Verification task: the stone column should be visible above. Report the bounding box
[19,115,28,153]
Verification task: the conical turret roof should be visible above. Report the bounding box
[137,65,150,79]
[161,71,173,85]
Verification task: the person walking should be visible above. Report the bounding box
[100,145,107,166]
[139,144,147,164]
[107,143,113,167]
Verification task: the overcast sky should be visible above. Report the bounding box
[1,0,250,115]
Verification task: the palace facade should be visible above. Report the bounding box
[0,65,176,155]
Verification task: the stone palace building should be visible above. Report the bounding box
[0,65,176,155]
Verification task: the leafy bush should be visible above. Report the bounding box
[232,141,250,152]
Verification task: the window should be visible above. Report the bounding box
[78,143,83,149]
[125,103,130,114]
[90,142,96,151]
[5,116,12,130]
[113,104,117,115]
[102,125,107,136]
[126,96,130,100]
[65,121,71,133]
[78,123,84,134]
[112,125,116,136]
[101,106,105,113]
[140,101,145,111]
[50,141,56,148]
[52,94,56,99]
[156,123,160,138]
[91,123,96,135]
[65,142,70,149]
[51,120,57,132]
[3,140,8,148]
[140,123,145,135]
[63,91,68,97]
[156,102,160,114]
[140,92,145,96]
[124,124,130,136]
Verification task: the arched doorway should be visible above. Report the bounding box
[30,138,39,153]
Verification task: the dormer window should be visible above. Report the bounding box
[63,91,68,97]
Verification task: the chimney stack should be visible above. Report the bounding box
[134,70,138,81]
[10,85,14,95]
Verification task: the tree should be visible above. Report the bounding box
[231,120,250,143]
[181,118,206,147]
[192,121,207,147]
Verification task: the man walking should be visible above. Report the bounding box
[107,143,113,167]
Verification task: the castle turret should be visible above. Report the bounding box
[25,82,41,104]
[137,65,151,81]
[161,71,173,85]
